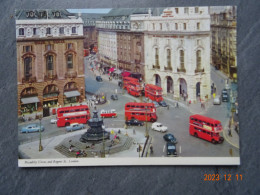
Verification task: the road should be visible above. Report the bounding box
[18,56,239,158]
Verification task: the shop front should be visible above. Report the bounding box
[20,96,40,114]
[64,90,81,104]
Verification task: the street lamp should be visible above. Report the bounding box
[145,106,149,138]
[39,116,43,151]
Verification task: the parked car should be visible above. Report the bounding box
[158,100,168,107]
[151,122,167,132]
[111,94,118,100]
[96,76,103,82]
[21,124,44,133]
[66,123,85,132]
[152,101,160,108]
[100,109,117,118]
[50,118,57,124]
[166,142,177,157]
[222,89,229,102]
[163,133,177,144]
[213,95,221,105]
[125,119,144,126]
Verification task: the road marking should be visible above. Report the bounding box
[163,145,165,153]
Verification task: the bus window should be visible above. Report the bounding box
[75,109,80,111]
[191,117,194,120]
[60,111,64,113]
[65,110,69,113]
[81,116,85,118]
[76,116,80,119]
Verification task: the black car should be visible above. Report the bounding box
[96,76,103,82]
[163,133,177,144]
[221,89,229,102]
[158,100,168,107]
[125,119,144,126]
[166,142,177,157]
[111,94,118,100]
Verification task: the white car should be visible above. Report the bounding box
[213,95,221,105]
[50,118,57,124]
[151,122,168,132]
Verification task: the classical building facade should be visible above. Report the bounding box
[16,10,85,115]
[210,6,237,80]
[130,7,211,102]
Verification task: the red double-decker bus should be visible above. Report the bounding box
[125,102,156,112]
[57,105,90,118]
[125,108,157,122]
[123,77,139,89]
[57,105,91,127]
[57,111,89,127]
[145,84,163,102]
[126,81,143,97]
[189,114,224,144]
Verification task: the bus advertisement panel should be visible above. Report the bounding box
[144,84,163,102]
[125,108,157,122]
[189,114,224,144]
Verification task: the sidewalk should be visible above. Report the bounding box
[222,117,239,149]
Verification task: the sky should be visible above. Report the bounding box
[67,9,111,14]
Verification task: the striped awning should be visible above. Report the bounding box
[21,97,40,104]
[64,91,80,98]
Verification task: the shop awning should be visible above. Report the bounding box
[108,67,115,72]
[21,97,40,104]
[64,91,81,98]
[113,69,122,74]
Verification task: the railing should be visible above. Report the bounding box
[65,71,77,79]
[195,68,204,73]
[152,65,160,70]
[164,66,172,71]
[177,68,186,73]
[44,74,57,81]
[22,76,36,83]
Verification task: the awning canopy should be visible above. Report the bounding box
[21,96,40,104]
[108,67,115,72]
[64,91,80,98]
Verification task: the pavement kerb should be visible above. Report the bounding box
[222,119,239,149]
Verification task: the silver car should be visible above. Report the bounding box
[213,95,221,105]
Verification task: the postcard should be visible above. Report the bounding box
[17,6,239,167]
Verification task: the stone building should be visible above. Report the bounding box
[16,10,85,115]
[210,6,237,80]
[130,7,211,102]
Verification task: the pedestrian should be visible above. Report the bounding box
[201,102,203,108]
[228,128,232,137]
[133,129,136,135]
[176,102,179,108]
[167,105,169,110]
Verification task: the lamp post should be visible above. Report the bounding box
[145,106,149,138]
[39,117,43,151]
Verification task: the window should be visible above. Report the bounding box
[24,57,32,78]
[183,23,187,30]
[195,7,199,13]
[197,22,200,30]
[155,48,159,66]
[180,50,184,69]
[23,46,32,53]
[46,27,51,35]
[59,27,64,34]
[153,23,155,30]
[175,8,179,14]
[33,28,37,35]
[19,28,24,36]
[46,44,53,51]
[184,8,189,14]
[160,23,162,30]
[67,43,73,49]
[72,27,76,34]
[196,50,201,70]
[67,54,73,69]
[175,23,178,30]
[46,55,54,71]
[167,49,171,67]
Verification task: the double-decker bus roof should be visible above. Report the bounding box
[123,77,139,81]
[125,102,155,107]
[145,84,162,90]
[190,114,221,124]
[57,105,89,112]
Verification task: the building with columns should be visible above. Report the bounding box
[130,7,211,102]
[16,10,85,115]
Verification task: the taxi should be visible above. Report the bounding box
[100,109,117,118]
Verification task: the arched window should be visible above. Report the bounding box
[180,50,184,69]
[167,49,171,67]
[155,48,159,66]
[196,50,201,70]
[46,55,54,76]
[24,57,32,78]
[67,54,73,69]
